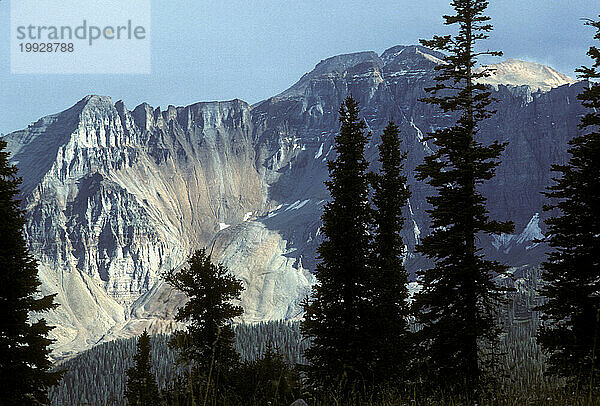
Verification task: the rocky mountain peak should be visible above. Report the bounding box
[78,94,114,109]
[381,45,446,77]
[275,51,382,99]
[273,45,449,101]
[310,51,382,75]
[380,45,446,66]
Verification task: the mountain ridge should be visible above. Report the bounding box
[3,45,584,358]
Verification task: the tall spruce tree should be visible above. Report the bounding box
[369,120,411,383]
[125,330,159,406]
[537,16,600,392]
[0,140,63,404]
[301,96,375,396]
[412,0,513,396]
[164,248,243,403]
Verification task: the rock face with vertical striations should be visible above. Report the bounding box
[3,45,582,357]
[6,96,266,355]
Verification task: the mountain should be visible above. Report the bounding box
[3,45,584,358]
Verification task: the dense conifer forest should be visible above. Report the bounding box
[49,321,307,405]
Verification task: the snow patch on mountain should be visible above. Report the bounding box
[476,59,576,92]
[492,233,516,253]
[492,213,545,253]
[314,143,324,159]
[516,213,544,250]
[285,199,310,211]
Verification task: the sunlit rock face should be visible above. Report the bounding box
[3,44,584,357]
[6,96,267,355]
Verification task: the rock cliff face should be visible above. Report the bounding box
[6,97,267,355]
[3,45,584,357]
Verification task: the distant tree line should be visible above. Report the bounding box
[49,321,307,405]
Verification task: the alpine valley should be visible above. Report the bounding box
[3,45,582,358]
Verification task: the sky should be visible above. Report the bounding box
[0,0,598,133]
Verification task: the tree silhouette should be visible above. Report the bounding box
[537,15,600,393]
[0,140,63,404]
[413,0,513,397]
[125,330,159,405]
[369,120,411,384]
[165,248,243,403]
[301,96,376,397]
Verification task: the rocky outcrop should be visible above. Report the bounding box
[3,45,585,357]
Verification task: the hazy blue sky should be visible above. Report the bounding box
[0,1,598,133]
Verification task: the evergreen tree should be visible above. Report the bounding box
[369,120,411,383]
[0,140,63,404]
[125,330,159,405]
[412,0,513,396]
[537,16,600,392]
[164,248,243,403]
[301,96,375,396]
[233,343,302,405]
